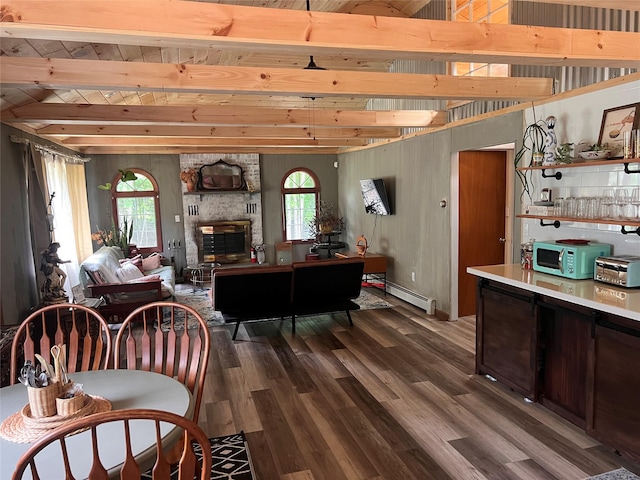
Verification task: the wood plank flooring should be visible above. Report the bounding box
[196,290,640,480]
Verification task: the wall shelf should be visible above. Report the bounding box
[183,190,260,200]
[517,158,639,174]
[517,214,640,235]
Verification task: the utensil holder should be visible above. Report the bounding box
[56,392,85,416]
[27,382,60,418]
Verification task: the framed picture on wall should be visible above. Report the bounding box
[598,103,639,158]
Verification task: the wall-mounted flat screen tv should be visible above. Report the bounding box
[360,179,392,215]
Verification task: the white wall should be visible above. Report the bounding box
[522,80,640,256]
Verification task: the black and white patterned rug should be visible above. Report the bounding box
[142,431,255,480]
[586,468,640,480]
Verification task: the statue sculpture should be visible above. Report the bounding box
[40,242,70,304]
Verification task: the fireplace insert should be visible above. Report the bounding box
[197,221,251,264]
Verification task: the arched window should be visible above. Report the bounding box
[281,168,320,241]
[112,169,162,253]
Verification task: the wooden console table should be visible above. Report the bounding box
[335,251,387,293]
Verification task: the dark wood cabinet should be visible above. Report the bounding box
[476,280,538,399]
[475,276,640,464]
[538,297,592,429]
[587,313,640,464]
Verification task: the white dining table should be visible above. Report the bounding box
[0,369,193,480]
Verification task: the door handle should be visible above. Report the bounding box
[499,237,506,243]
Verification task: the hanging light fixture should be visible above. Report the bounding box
[304,1,325,71]
[302,0,324,139]
[304,56,325,71]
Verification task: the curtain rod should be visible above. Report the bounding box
[9,135,91,163]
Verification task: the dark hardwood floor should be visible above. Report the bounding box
[196,289,639,480]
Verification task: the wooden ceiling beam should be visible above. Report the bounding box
[79,146,342,155]
[36,124,402,139]
[3,104,446,128]
[57,137,368,147]
[1,1,637,68]
[0,57,554,101]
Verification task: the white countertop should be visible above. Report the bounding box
[467,264,640,322]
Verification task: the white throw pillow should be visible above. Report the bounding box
[116,261,144,282]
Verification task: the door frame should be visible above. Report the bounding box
[450,143,515,321]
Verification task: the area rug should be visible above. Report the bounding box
[585,468,640,480]
[142,431,255,480]
[164,287,393,330]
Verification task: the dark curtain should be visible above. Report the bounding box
[24,144,51,303]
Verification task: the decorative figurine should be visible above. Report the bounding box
[543,115,557,166]
[356,235,368,256]
[40,242,70,304]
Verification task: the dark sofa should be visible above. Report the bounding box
[213,257,365,339]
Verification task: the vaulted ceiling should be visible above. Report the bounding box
[1,0,638,155]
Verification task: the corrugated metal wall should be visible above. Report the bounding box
[368,1,638,127]
[366,0,447,137]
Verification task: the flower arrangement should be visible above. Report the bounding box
[307,201,345,237]
[92,218,134,256]
[180,168,199,192]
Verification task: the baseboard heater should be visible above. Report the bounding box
[386,282,436,316]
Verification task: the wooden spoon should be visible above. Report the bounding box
[50,345,63,384]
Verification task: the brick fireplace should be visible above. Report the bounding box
[180,154,262,267]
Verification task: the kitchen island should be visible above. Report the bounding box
[468,264,640,465]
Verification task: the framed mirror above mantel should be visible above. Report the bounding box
[198,160,247,192]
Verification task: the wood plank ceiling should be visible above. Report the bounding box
[1,0,638,155]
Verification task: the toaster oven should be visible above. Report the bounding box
[595,255,640,288]
[532,241,611,279]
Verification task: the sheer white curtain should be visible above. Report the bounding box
[42,151,92,299]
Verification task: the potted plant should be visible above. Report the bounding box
[555,142,574,164]
[514,120,548,203]
[307,201,345,239]
[91,218,134,256]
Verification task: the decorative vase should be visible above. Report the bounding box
[257,249,265,264]
[186,180,196,192]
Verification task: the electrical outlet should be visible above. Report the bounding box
[411,271,416,282]
[174,214,181,223]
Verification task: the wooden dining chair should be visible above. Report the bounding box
[10,303,112,385]
[12,408,212,480]
[114,302,211,423]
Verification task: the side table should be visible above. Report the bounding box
[184,264,217,291]
[335,251,387,293]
